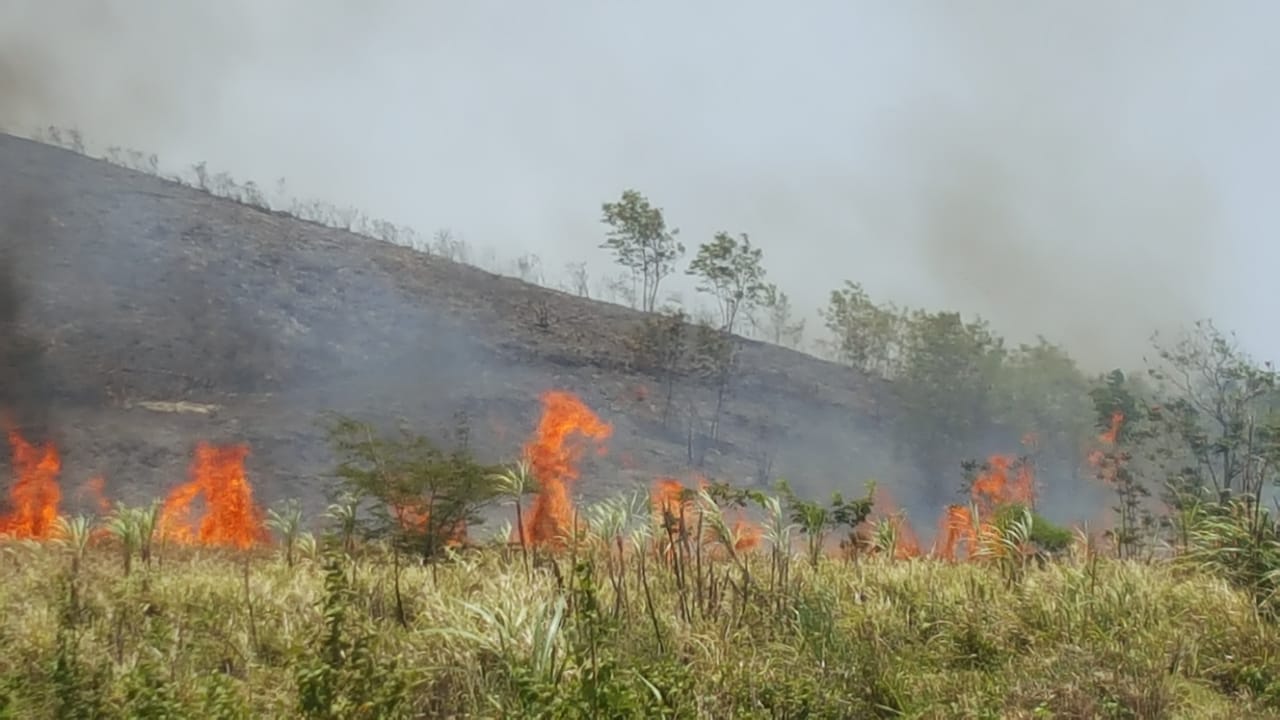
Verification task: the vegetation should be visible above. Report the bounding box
[13,125,1280,717]
[3,488,1280,718]
[600,189,685,314]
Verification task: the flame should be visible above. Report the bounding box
[869,485,922,559]
[1100,410,1124,445]
[652,477,689,521]
[1088,411,1125,482]
[158,443,270,550]
[936,453,1036,561]
[393,503,467,548]
[77,475,111,515]
[732,517,761,552]
[0,430,62,539]
[971,455,1035,512]
[521,391,612,547]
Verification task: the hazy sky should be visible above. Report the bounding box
[3,1,1278,370]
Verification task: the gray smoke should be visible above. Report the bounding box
[2,1,1276,371]
[0,192,52,438]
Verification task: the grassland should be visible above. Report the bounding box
[2,505,1280,720]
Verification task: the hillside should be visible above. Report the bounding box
[0,132,910,524]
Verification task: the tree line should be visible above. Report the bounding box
[597,188,1280,562]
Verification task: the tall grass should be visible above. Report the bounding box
[2,494,1280,719]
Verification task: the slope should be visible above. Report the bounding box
[0,132,904,523]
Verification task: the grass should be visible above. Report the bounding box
[2,503,1280,720]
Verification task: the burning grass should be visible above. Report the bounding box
[2,393,1277,716]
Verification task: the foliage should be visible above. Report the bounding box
[325,415,503,559]
[991,503,1073,554]
[820,280,908,377]
[1148,320,1280,504]
[753,282,805,349]
[1089,369,1158,558]
[1,508,1279,718]
[776,479,875,567]
[686,231,767,334]
[600,189,685,313]
[894,310,1007,505]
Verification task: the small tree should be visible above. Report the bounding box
[600,190,685,313]
[776,479,875,567]
[820,281,907,377]
[1088,370,1154,558]
[1148,320,1279,506]
[326,415,503,559]
[754,283,805,348]
[687,231,767,334]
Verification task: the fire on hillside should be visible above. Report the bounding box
[0,390,1126,559]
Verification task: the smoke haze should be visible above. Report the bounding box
[3,1,1279,369]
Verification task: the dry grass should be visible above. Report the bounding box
[1,512,1279,719]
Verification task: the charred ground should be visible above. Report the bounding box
[0,133,911,523]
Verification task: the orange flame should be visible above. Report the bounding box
[869,485,922,559]
[732,518,761,552]
[77,475,111,515]
[393,503,467,548]
[522,391,612,547]
[0,430,62,539]
[1088,411,1125,481]
[159,443,270,550]
[936,453,1036,561]
[652,477,689,522]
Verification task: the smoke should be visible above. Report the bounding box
[0,191,53,437]
[1,1,1276,372]
[864,1,1236,367]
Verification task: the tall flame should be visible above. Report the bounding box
[0,430,62,539]
[522,391,612,547]
[159,443,270,549]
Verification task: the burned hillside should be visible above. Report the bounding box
[0,132,922,525]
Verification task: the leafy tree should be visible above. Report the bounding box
[600,190,685,313]
[894,311,1006,507]
[1147,320,1280,505]
[754,283,805,348]
[687,231,767,334]
[325,415,503,559]
[995,339,1095,480]
[820,281,907,377]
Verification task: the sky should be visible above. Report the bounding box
[3,0,1279,370]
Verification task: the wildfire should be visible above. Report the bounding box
[521,391,612,547]
[869,486,922,559]
[0,430,62,539]
[78,475,111,515]
[158,442,270,550]
[1088,410,1125,482]
[393,503,467,548]
[732,518,761,552]
[652,477,691,526]
[936,453,1036,561]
